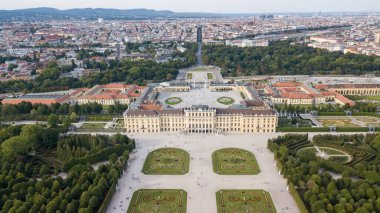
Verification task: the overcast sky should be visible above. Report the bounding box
[1,0,379,13]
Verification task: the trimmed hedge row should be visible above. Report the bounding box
[336,127,372,132]
[288,182,309,213]
[270,148,308,213]
[317,112,346,116]
[76,128,126,133]
[98,182,116,213]
[62,145,130,172]
[353,112,380,117]
[277,127,330,132]
[318,112,380,117]
[0,114,49,121]
[98,151,130,213]
[277,127,375,132]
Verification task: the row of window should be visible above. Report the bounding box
[126,128,275,133]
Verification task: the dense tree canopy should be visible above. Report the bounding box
[203,41,380,76]
[268,134,380,213]
[0,125,134,213]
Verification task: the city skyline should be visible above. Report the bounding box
[1,0,380,13]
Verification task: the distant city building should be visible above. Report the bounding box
[375,33,380,44]
[226,39,269,47]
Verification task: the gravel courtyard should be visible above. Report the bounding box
[107,133,300,213]
[157,87,243,108]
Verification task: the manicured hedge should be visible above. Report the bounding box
[270,145,309,213]
[98,182,117,213]
[318,112,346,116]
[336,127,372,132]
[62,145,129,172]
[353,112,380,117]
[288,182,309,213]
[277,127,375,132]
[0,114,49,121]
[277,127,330,132]
[98,151,130,213]
[318,112,380,117]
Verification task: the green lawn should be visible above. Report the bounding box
[165,97,183,105]
[127,189,187,213]
[207,72,213,79]
[193,67,207,71]
[216,190,276,213]
[348,95,380,101]
[85,115,114,122]
[212,148,260,175]
[297,147,351,163]
[217,96,235,105]
[79,123,105,130]
[186,73,193,80]
[142,148,190,175]
[101,105,110,110]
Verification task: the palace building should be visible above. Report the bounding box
[124,105,277,134]
[123,66,279,134]
[323,84,380,96]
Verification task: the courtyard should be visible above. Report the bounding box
[156,87,243,108]
[107,133,299,213]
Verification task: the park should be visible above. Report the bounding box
[109,133,295,213]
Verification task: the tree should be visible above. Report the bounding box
[48,114,60,128]
[109,153,118,163]
[88,196,99,209]
[69,112,79,122]
[66,203,76,213]
[297,149,317,162]
[79,191,90,208]
[63,117,71,130]
[20,125,44,149]
[0,136,30,159]
[373,135,380,153]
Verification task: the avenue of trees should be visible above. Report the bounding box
[202,41,380,76]
[275,102,380,115]
[0,124,135,212]
[268,134,380,213]
[0,102,104,117]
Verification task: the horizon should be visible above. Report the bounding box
[1,0,380,13]
[1,7,379,14]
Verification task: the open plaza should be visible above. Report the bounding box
[107,133,299,213]
[156,87,243,109]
